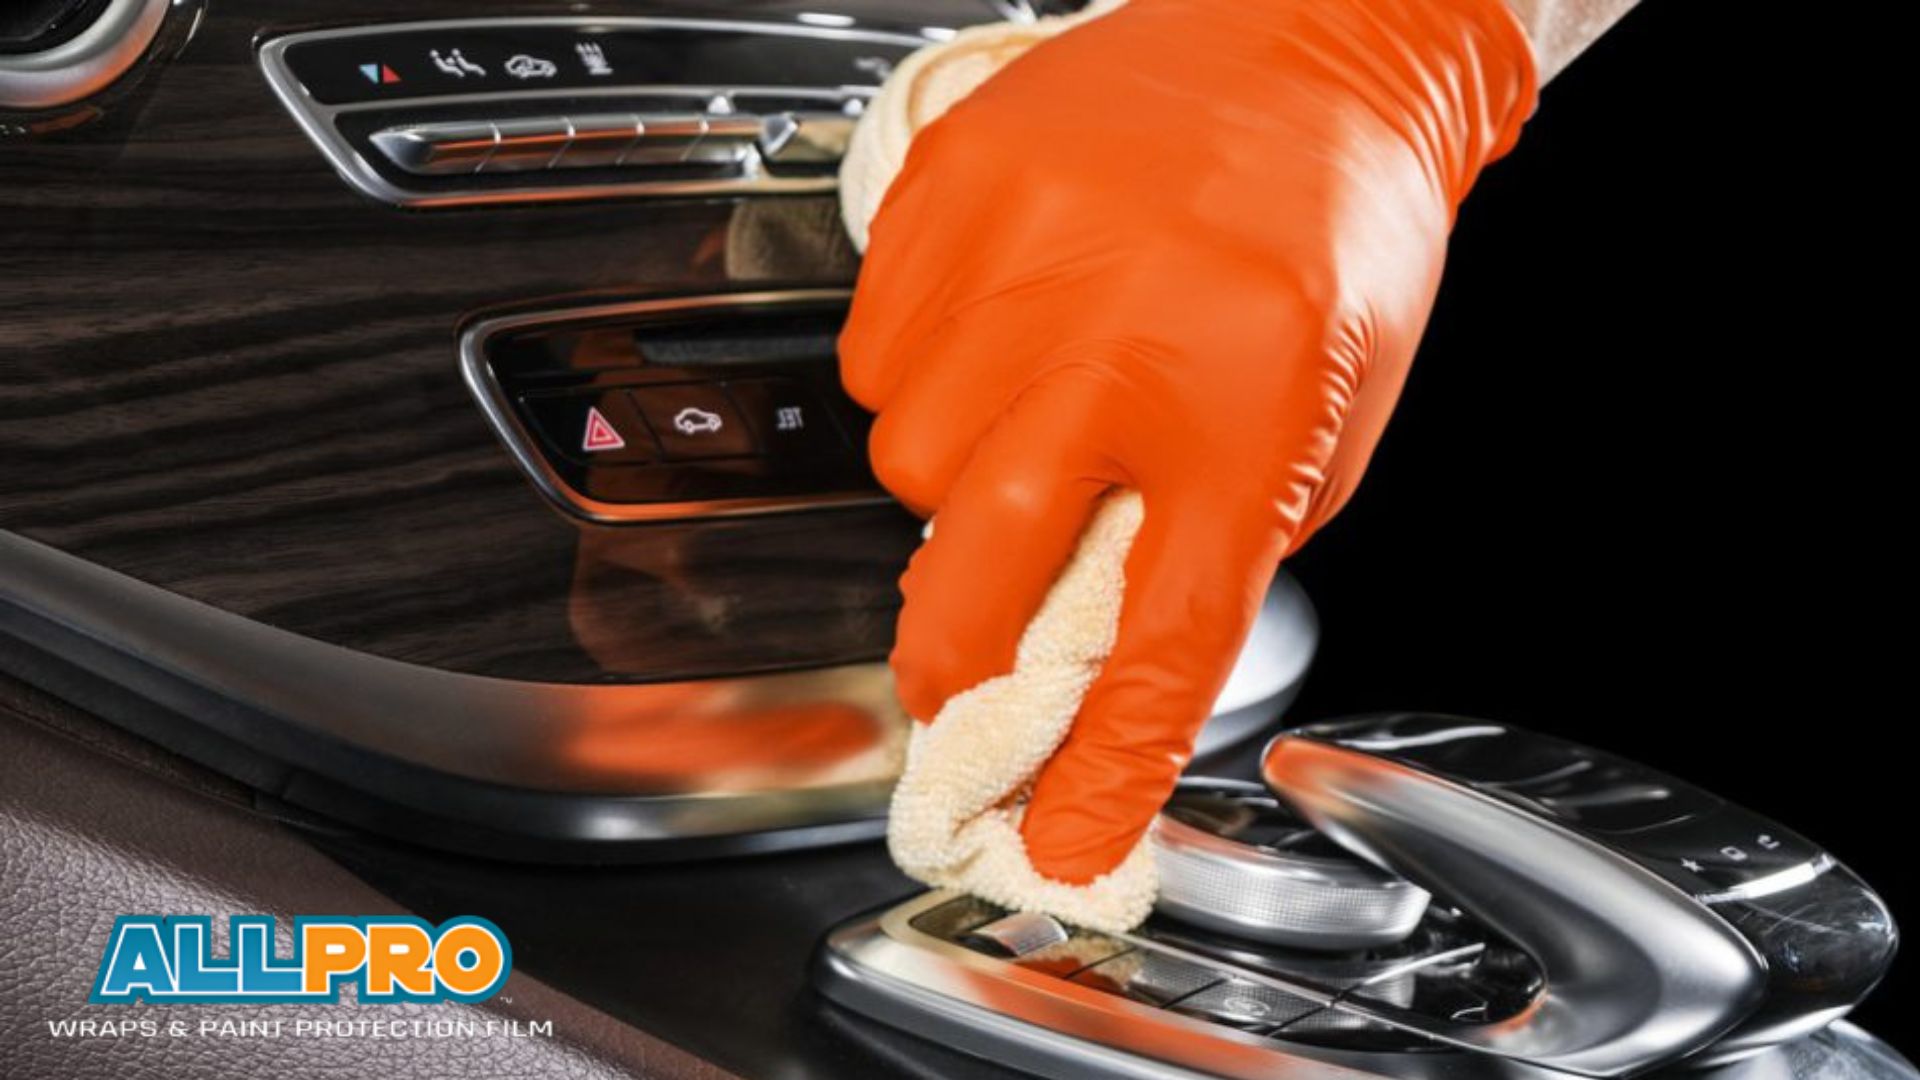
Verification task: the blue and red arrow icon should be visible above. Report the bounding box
[358,63,402,85]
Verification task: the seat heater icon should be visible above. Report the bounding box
[673,407,724,436]
[429,48,485,78]
[575,42,614,76]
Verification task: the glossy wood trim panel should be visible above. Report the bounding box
[0,1,1005,684]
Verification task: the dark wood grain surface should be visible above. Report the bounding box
[0,0,989,682]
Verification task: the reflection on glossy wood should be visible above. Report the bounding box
[0,0,959,682]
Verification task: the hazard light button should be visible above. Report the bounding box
[517,391,656,465]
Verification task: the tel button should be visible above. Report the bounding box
[724,378,847,459]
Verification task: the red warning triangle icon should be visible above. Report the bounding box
[581,406,626,453]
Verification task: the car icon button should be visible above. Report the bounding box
[627,384,754,460]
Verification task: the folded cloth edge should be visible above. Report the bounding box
[884,494,1157,933]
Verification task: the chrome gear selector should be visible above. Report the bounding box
[815,714,1905,1080]
[1151,779,1431,949]
[1264,714,1898,1071]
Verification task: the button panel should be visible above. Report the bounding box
[365,107,857,180]
[464,292,883,522]
[1072,950,1227,1006]
[901,893,1479,1049]
[258,18,935,208]
[555,113,642,169]
[1172,979,1322,1031]
[280,23,918,106]
[1623,805,1827,895]
[819,891,1471,1080]
[485,116,572,172]
[619,114,706,166]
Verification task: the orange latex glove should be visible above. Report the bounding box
[841,0,1537,884]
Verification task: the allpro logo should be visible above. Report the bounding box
[90,916,512,1004]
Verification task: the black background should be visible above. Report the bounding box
[1282,0,1910,1040]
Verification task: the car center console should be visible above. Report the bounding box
[817,717,1903,1079]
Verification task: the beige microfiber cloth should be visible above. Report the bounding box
[840,2,1155,935]
[840,0,1127,254]
[883,494,1156,932]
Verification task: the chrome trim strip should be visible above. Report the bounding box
[313,82,869,116]
[1696,853,1835,905]
[0,0,170,110]
[1340,724,1505,751]
[458,289,893,523]
[255,17,933,207]
[1350,943,1486,990]
[983,0,1042,22]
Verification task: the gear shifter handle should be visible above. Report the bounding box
[1263,714,1897,1077]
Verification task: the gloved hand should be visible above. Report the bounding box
[842,0,1537,884]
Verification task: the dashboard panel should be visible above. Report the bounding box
[0,1,1044,856]
[0,1,1014,686]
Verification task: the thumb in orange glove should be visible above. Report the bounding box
[842,0,1537,884]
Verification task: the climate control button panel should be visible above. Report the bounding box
[258,18,932,207]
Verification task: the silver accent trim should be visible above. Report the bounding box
[1152,810,1431,949]
[1264,734,1769,1076]
[369,119,502,175]
[556,112,642,169]
[458,289,893,523]
[0,0,170,110]
[760,112,857,163]
[1341,724,1505,751]
[1696,853,1836,905]
[964,912,1070,957]
[816,890,1576,1080]
[1351,943,1486,991]
[485,114,573,172]
[255,17,929,207]
[984,0,1042,22]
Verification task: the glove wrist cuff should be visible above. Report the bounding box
[1428,0,1542,201]
[1163,0,1539,209]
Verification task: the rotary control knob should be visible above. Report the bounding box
[1151,779,1431,949]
